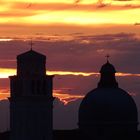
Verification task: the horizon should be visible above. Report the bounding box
[0,0,140,132]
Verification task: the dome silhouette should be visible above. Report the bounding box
[79,88,137,124]
[78,61,138,136]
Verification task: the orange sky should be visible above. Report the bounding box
[0,0,140,36]
[0,67,140,104]
[0,68,140,78]
[0,0,140,131]
[0,89,84,105]
[0,0,140,104]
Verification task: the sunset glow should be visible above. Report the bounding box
[0,68,140,78]
[0,0,140,132]
[0,88,137,105]
[0,88,84,105]
[54,90,84,105]
[1,67,139,104]
[0,0,140,29]
[0,39,13,42]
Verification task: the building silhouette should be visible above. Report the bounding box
[79,60,138,139]
[0,50,139,140]
[9,49,54,140]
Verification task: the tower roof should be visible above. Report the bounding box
[17,49,46,60]
[16,49,46,77]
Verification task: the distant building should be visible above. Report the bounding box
[79,60,138,138]
[9,49,54,140]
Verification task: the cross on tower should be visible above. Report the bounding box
[105,54,110,63]
[29,39,34,50]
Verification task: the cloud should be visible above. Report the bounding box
[74,0,82,4]
[0,11,36,17]
[0,32,140,73]
[1,31,140,130]
[1,67,140,78]
[0,1,138,18]
[0,99,9,132]
[10,2,140,11]
[0,33,140,131]
[1,33,140,97]
[53,98,81,129]
[114,0,133,1]
[0,1,139,27]
[54,90,84,105]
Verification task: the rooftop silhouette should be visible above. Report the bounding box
[79,60,138,138]
[9,49,54,140]
[0,50,139,140]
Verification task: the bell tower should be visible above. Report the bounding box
[9,49,54,140]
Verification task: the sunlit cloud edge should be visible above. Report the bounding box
[0,68,140,78]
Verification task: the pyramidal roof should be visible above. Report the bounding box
[17,49,46,59]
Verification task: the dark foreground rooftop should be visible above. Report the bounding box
[0,130,140,140]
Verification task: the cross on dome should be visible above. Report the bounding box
[105,54,110,63]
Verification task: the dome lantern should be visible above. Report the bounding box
[98,60,118,88]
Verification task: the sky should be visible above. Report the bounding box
[0,0,140,131]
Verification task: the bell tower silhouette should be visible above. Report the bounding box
[9,49,54,140]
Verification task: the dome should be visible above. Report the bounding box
[78,61,138,135]
[79,88,138,125]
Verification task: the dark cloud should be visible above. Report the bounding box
[74,0,82,4]
[1,32,140,130]
[53,98,82,129]
[0,23,140,37]
[1,94,140,131]
[0,11,36,17]
[0,79,10,90]
[9,2,140,12]
[134,23,140,26]
[114,0,132,1]
[0,100,9,132]
[0,33,140,73]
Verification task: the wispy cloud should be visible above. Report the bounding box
[54,90,84,105]
[0,33,140,73]
[10,2,140,11]
[0,88,83,105]
[0,68,140,78]
[0,0,139,26]
[0,39,13,41]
